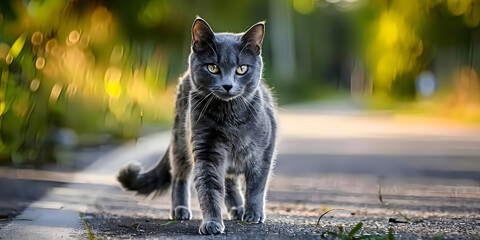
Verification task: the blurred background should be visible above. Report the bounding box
[1,1,480,238]
[0,0,479,166]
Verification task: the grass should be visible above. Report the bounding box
[377,178,423,223]
[316,208,396,240]
[320,222,396,240]
[314,178,435,239]
[316,209,351,226]
[158,220,176,226]
[315,179,417,240]
[132,222,141,229]
[79,212,95,240]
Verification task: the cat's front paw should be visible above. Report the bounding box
[243,208,265,223]
[199,220,224,235]
[171,206,191,220]
[229,207,244,220]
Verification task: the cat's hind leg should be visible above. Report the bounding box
[225,175,244,220]
[169,144,193,220]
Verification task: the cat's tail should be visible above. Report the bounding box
[117,146,172,196]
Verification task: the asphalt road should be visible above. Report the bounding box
[1,104,480,239]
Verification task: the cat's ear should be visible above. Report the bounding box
[241,21,265,55]
[191,17,215,51]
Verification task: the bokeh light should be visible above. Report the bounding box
[447,0,471,16]
[31,32,43,46]
[35,57,45,69]
[104,67,122,98]
[30,79,40,92]
[293,0,316,14]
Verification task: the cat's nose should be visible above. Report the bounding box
[222,84,233,92]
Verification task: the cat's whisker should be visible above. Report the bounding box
[191,92,213,116]
[240,96,261,123]
[180,92,201,114]
[195,94,214,126]
[241,100,257,123]
[251,95,282,111]
[237,97,252,121]
[246,98,263,120]
[179,85,206,115]
[177,92,197,101]
[247,97,263,109]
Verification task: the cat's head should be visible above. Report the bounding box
[188,17,265,101]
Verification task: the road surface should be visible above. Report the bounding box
[1,102,479,239]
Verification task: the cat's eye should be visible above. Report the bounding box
[236,65,248,75]
[207,64,220,74]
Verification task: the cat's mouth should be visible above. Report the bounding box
[212,91,240,101]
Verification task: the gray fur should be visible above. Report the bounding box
[117,17,277,235]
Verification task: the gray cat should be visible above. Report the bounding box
[118,17,277,235]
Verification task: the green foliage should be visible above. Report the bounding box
[0,0,176,164]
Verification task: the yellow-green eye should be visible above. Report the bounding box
[207,64,219,74]
[236,65,248,75]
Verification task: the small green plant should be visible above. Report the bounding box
[321,223,395,240]
[316,209,350,225]
[158,220,176,226]
[132,222,141,229]
[78,212,94,240]
[316,208,396,240]
[432,234,444,240]
[377,178,422,223]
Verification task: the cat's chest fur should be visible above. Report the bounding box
[185,85,272,173]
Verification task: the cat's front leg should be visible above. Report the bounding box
[243,168,269,223]
[193,152,226,235]
[243,150,274,223]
